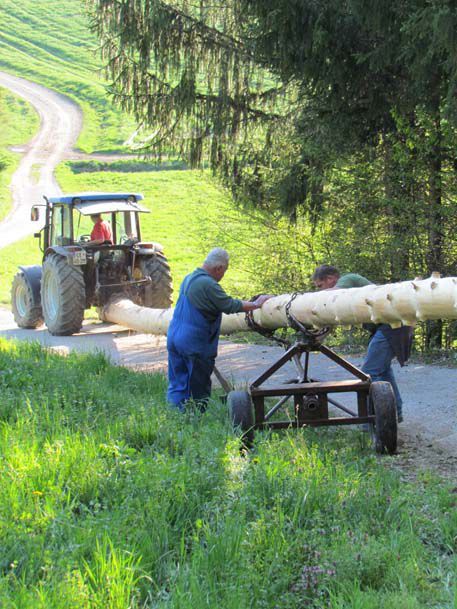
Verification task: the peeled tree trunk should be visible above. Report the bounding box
[103,274,456,336]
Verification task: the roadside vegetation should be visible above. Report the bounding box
[0,87,38,221]
[0,0,135,152]
[0,338,455,608]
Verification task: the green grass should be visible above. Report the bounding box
[0,234,37,304]
[56,160,320,300]
[0,165,263,305]
[0,338,455,608]
[0,0,135,153]
[57,163,257,293]
[0,87,39,221]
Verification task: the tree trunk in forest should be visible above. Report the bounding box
[425,103,444,349]
[382,131,410,281]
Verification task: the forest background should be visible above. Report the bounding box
[89,0,457,351]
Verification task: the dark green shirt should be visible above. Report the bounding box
[186,268,243,321]
[334,272,413,365]
[335,273,372,289]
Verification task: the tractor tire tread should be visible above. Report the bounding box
[137,254,173,308]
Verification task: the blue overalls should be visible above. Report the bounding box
[167,272,222,409]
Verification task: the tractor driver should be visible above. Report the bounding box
[87,214,113,245]
[311,264,413,423]
[167,248,272,411]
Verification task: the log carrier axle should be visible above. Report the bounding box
[228,314,398,454]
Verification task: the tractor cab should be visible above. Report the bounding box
[33,192,150,249]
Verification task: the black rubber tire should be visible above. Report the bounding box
[136,253,173,308]
[41,254,86,336]
[228,390,255,447]
[11,272,43,329]
[368,381,398,455]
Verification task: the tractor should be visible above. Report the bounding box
[11,192,173,335]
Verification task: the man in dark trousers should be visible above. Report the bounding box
[312,264,413,422]
[167,248,271,410]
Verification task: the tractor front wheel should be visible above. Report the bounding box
[11,272,43,329]
[41,254,86,335]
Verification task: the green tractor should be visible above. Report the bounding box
[11,192,173,335]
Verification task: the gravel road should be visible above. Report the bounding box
[0,72,455,478]
[0,71,82,248]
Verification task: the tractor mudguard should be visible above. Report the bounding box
[18,265,42,307]
[45,245,87,266]
[137,241,164,255]
[45,245,83,257]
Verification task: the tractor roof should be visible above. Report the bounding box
[47,192,150,215]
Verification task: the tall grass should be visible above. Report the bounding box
[0,338,455,608]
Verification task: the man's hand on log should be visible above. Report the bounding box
[241,294,274,312]
[254,294,274,308]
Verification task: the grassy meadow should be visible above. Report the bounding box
[0,0,134,152]
[2,4,455,606]
[0,338,455,608]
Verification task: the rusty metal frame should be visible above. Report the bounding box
[248,338,373,431]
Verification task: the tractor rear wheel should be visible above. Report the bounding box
[137,253,173,308]
[11,272,43,329]
[41,254,86,335]
[368,381,398,455]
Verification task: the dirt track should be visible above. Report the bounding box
[0,72,455,479]
[0,71,82,248]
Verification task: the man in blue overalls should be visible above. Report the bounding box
[167,248,271,410]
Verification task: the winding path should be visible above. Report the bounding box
[0,71,82,249]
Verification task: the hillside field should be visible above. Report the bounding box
[0,0,134,152]
[0,88,39,221]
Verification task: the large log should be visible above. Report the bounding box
[103,274,457,336]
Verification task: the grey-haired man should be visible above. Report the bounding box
[167,248,271,410]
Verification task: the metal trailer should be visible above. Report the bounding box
[227,323,398,454]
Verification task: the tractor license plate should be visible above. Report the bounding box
[72,250,87,265]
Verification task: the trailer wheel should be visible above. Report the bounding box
[11,272,43,329]
[228,390,254,447]
[368,381,397,455]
